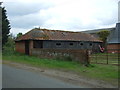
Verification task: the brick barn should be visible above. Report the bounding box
[107,23,120,53]
[15,28,102,63]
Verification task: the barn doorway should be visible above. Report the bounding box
[25,41,29,55]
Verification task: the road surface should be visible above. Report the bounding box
[2,64,82,88]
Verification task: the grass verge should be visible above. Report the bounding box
[2,52,119,85]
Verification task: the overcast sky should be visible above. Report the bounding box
[2,0,119,35]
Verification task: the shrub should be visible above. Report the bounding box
[2,34,15,55]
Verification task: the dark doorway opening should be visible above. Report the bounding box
[33,40,43,48]
[25,41,29,55]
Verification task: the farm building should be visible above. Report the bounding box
[107,23,120,53]
[81,27,115,39]
[15,29,102,63]
[81,25,120,53]
[82,23,120,53]
[15,28,102,55]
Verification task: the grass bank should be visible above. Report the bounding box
[2,52,119,85]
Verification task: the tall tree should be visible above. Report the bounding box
[2,6,11,49]
[97,30,110,48]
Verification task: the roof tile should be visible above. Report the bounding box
[16,29,102,42]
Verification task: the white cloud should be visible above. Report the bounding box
[3,0,120,35]
[10,27,31,36]
[39,0,118,30]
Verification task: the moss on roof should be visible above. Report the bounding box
[16,28,102,42]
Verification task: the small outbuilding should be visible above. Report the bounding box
[15,28,102,55]
[15,28,103,63]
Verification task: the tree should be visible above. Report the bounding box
[2,6,11,49]
[16,32,23,38]
[97,30,110,47]
[3,33,15,55]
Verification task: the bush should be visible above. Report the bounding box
[2,34,15,55]
[3,46,15,55]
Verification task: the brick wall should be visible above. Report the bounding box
[15,41,25,54]
[15,40,89,64]
[107,44,120,53]
[29,40,33,55]
[31,48,88,64]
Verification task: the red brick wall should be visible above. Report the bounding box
[107,44,120,53]
[31,48,88,64]
[15,41,25,54]
[15,40,89,64]
[29,40,33,55]
[15,40,33,55]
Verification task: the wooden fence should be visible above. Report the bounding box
[89,50,119,65]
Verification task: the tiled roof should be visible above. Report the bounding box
[15,28,102,42]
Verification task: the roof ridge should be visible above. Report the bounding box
[15,28,102,42]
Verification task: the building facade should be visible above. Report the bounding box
[15,29,102,55]
[107,23,120,53]
[15,29,103,63]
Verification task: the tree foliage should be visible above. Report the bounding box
[3,33,15,55]
[2,6,11,49]
[16,32,23,38]
[97,30,110,43]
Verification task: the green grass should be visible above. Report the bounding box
[3,53,80,69]
[2,52,119,84]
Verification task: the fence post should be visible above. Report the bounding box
[96,54,97,63]
[107,50,108,64]
[84,50,90,66]
[86,50,89,64]
[87,50,91,64]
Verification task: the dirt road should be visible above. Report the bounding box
[2,61,117,88]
